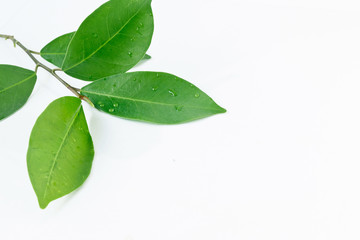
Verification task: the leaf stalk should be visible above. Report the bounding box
[0,34,85,100]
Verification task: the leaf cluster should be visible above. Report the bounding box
[0,0,225,209]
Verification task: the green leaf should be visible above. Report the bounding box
[0,65,36,120]
[81,72,226,124]
[62,0,154,80]
[27,97,94,209]
[40,32,75,68]
[40,32,151,69]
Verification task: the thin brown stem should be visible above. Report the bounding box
[0,34,82,99]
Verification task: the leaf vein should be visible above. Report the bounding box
[0,73,36,94]
[81,90,220,111]
[42,104,82,200]
[63,2,147,71]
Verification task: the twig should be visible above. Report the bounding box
[0,34,85,100]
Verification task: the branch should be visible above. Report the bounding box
[0,34,93,106]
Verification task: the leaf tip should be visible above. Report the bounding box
[38,198,50,209]
[218,106,227,113]
[213,103,226,114]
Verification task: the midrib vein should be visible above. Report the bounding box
[43,105,82,199]
[81,90,220,111]
[63,2,146,71]
[42,52,65,55]
[0,73,35,94]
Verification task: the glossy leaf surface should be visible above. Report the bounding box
[27,97,94,209]
[62,0,154,80]
[81,72,226,124]
[40,32,75,67]
[40,32,151,69]
[0,65,36,120]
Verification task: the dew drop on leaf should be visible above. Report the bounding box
[175,105,183,111]
[152,86,158,91]
[113,103,119,107]
[98,102,105,107]
[168,89,177,97]
[195,93,200,98]
[128,51,133,57]
[109,108,115,113]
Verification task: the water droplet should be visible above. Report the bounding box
[175,105,183,111]
[152,86,158,91]
[128,51,133,57]
[195,93,200,98]
[168,89,177,97]
[133,77,137,81]
[113,103,119,107]
[109,108,115,113]
[136,27,140,31]
[139,22,144,27]
[98,102,105,107]
[156,73,160,78]
[92,33,98,38]
[130,37,135,41]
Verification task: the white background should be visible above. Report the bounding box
[1,0,360,239]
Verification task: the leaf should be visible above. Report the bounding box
[81,72,226,124]
[40,32,75,68]
[62,0,154,80]
[40,32,151,69]
[27,97,94,209]
[0,65,36,120]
